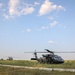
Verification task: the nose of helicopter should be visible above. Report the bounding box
[58,59,64,63]
[54,59,64,64]
[53,56,64,63]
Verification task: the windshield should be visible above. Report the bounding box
[54,55,62,60]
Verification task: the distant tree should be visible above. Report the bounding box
[7,57,13,60]
[0,58,4,60]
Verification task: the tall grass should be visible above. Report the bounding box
[0,60,75,69]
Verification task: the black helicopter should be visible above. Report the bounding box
[24,49,65,64]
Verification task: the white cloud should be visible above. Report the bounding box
[41,26,48,29]
[48,16,54,20]
[64,26,66,29]
[48,40,55,44]
[4,0,35,19]
[3,13,14,20]
[37,26,49,31]
[58,25,66,29]
[26,29,31,32]
[34,2,40,5]
[9,0,21,16]
[21,7,35,15]
[0,3,3,8]
[3,14,10,20]
[39,0,65,16]
[39,0,57,16]
[22,28,31,33]
[50,21,57,28]
[57,5,66,11]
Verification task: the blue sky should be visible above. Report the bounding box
[0,0,75,60]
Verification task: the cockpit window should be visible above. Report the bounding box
[54,55,62,60]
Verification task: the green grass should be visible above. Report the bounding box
[0,60,75,69]
[0,66,75,75]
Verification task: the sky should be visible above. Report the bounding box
[0,0,75,60]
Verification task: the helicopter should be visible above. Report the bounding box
[24,49,65,64]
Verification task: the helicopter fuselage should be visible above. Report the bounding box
[38,54,64,64]
[25,49,64,64]
[31,54,64,64]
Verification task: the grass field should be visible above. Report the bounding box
[0,66,75,75]
[0,60,75,69]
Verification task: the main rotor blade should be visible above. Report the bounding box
[53,51,75,53]
[44,49,54,54]
[24,52,33,53]
[45,51,75,53]
[44,49,75,53]
[24,52,48,53]
[24,50,75,53]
